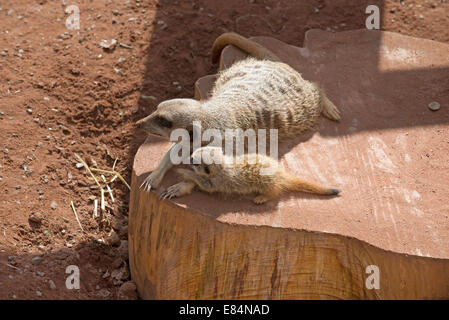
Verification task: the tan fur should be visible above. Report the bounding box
[161,147,339,204]
[137,33,341,191]
[211,32,279,64]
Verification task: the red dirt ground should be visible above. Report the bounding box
[0,0,448,299]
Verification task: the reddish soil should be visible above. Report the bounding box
[0,0,448,300]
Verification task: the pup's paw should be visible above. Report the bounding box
[253,195,270,205]
[160,182,185,199]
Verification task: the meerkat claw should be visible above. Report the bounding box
[140,171,164,192]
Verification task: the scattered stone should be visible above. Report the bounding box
[113,67,123,76]
[7,256,17,266]
[3,149,9,155]
[75,162,84,168]
[99,39,117,50]
[36,271,45,277]
[31,256,43,265]
[36,290,42,297]
[0,51,6,56]
[29,212,43,224]
[50,200,58,210]
[48,280,56,290]
[111,268,125,285]
[118,281,138,300]
[428,101,440,111]
[119,43,132,49]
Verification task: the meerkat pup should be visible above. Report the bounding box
[161,147,340,204]
[137,32,341,191]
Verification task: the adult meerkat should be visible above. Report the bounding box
[161,147,340,204]
[137,32,341,191]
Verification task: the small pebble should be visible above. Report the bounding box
[428,101,440,111]
[29,212,43,223]
[31,256,43,265]
[48,280,56,290]
[50,200,57,210]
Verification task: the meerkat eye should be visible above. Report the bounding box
[155,116,172,128]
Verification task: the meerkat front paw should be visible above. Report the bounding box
[140,170,164,192]
[161,181,195,199]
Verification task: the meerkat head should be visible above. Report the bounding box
[136,98,202,139]
[190,146,225,176]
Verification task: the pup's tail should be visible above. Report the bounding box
[211,32,279,64]
[283,176,340,196]
[320,90,341,122]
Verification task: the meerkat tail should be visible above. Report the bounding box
[283,176,340,196]
[320,91,341,122]
[211,32,280,64]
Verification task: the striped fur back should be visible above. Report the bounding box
[208,58,322,138]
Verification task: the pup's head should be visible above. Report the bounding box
[136,98,202,139]
[190,146,224,176]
